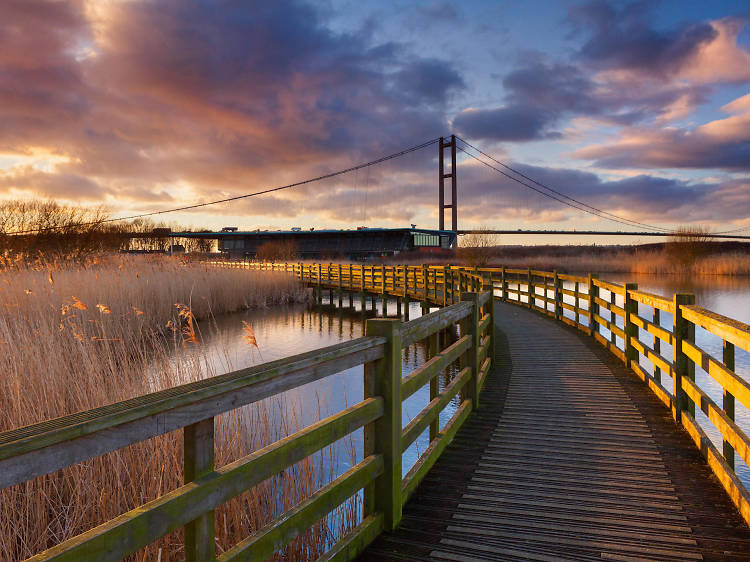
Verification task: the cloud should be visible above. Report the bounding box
[570,1,718,78]
[455,160,747,226]
[0,0,463,209]
[455,6,750,143]
[573,93,750,171]
[0,167,108,200]
[392,59,465,104]
[453,106,559,142]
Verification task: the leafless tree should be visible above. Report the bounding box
[458,229,500,268]
[665,225,712,268]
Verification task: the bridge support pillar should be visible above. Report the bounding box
[404,296,410,321]
[396,297,402,318]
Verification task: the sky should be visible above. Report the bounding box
[2,0,750,243]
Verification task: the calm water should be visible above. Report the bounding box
[191,295,459,482]
[188,275,750,496]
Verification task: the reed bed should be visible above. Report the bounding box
[0,255,358,561]
[483,251,750,275]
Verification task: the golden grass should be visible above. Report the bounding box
[482,251,750,275]
[0,255,358,561]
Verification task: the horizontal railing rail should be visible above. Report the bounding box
[2,260,495,561]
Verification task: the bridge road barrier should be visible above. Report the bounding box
[222,260,750,528]
[0,261,493,561]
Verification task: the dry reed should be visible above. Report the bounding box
[482,251,750,276]
[0,255,358,561]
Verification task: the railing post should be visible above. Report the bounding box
[441,265,447,306]
[588,274,599,337]
[501,266,507,301]
[337,264,343,307]
[653,308,662,383]
[316,263,322,304]
[672,293,695,422]
[527,268,533,309]
[609,289,617,346]
[483,279,496,362]
[429,329,439,441]
[574,279,580,326]
[553,271,561,320]
[723,340,736,470]
[364,318,402,531]
[624,283,638,368]
[461,292,480,409]
[184,418,215,562]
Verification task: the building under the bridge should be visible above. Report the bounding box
[173,227,457,260]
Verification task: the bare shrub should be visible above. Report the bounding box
[665,225,712,268]
[458,229,500,267]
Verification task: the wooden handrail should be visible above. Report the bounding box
[4,260,494,561]
[238,259,750,528]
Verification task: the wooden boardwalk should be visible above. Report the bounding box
[360,301,750,561]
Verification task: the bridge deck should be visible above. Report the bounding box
[360,301,750,561]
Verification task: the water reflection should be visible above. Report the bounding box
[187,298,461,481]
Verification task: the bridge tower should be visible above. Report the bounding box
[438,135,457,232]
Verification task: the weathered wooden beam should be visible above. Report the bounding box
[27,398,382,561]
[401,302,472,347]
[401,367,471,452]
[218,455,383,561]
[365,318,402,531]
[724,340,736,470]
[401,335,471,400]
[624,283,638,369]
[401,400,472,504]
[184,418,215,562]
[681,377,749,470]
[0,337,385,489]
[673,293,696,422]
[461,292,480,410]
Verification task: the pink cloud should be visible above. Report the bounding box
[680,18,750,84]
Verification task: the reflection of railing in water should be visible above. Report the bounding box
[0,263,493,560]
[231,260,750,527]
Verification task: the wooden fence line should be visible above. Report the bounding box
[227,260,750,527]
[0,263,493,561]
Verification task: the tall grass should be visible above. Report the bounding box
[0,255,357,560]
[480,251,750,275]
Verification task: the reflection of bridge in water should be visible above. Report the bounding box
[3,263,750,559]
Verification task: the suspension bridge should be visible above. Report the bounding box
[8,134,750,242]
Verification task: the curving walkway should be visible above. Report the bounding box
[360,301,750,561]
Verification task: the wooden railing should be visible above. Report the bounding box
[232,261,750,527]
[0,264,493,560]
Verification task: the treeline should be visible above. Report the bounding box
[0,200,214,264]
